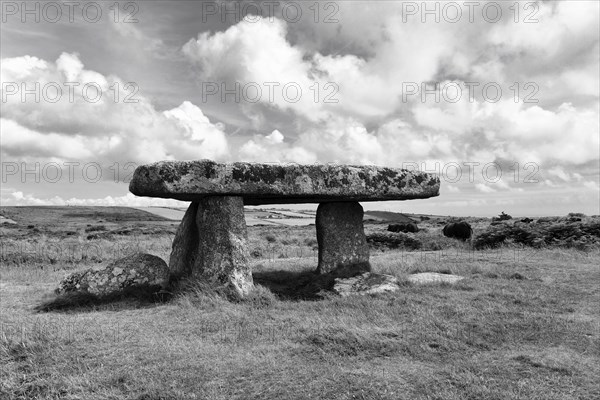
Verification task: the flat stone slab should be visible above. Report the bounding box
[129,160,440,205]
[407,272,464,285]
[333,272,400,296]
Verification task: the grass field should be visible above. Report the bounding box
[1,207,599,399]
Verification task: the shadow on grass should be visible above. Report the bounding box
[38,270,339,311]
[34,285,173,313]
[252,269,336,300]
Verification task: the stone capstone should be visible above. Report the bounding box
[129,160,440,205]
[316,202,371,276]
[333,272,400,296]
[56,253,169,296]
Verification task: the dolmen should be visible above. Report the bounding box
[129,160,440,298]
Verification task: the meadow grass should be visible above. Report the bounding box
[1,209,599,399]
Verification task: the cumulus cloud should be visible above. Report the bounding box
[183,18,333,121]
[547,166,571,182]
[163,101,229,159]
[583,181,599,191]
[296,118,384,164]
[410,97,600,166]
[265,130,284,144]
[239,130,317,163]
[475,183,497,193]
[181,2,598,171]
[1,53,230,167]
[239,118,386,165]
[181,13,456,122]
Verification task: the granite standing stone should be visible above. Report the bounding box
[193,196,253,297]
[168,201,199,279]
[316,202,370,276]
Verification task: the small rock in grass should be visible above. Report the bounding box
[407,272,464,285]
[333,272,400,297]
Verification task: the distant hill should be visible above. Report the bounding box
[0,206,172,225]
[363,211,418,223]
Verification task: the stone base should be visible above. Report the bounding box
[316,202,371,276]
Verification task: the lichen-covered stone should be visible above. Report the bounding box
[316,202,370,276]
[168,202,199,279]
[56,270,88,294]
[193,196,253,297]
[129,160,440,205]
[333,272,400,296]
[56,253,168,296]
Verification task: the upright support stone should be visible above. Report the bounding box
[193,196,254,297]
[168,201,199,280]
[316,202,371,277]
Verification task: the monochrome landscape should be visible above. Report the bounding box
[1,1,599,399]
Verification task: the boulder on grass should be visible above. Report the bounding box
[442,221,473,240]
[56,253,169,296]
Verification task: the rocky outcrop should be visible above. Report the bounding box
[387,222,419,233]
[129,160,440,205]
[56,253,169,296]
[366,232,422,250]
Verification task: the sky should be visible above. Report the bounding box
[1,0,599,217]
